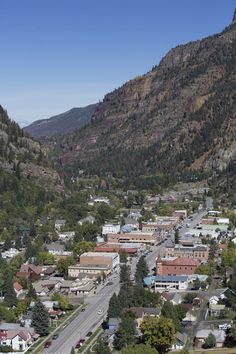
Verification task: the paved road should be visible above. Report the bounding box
[42,275,120,354]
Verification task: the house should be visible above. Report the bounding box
[58,231,75,241]
[16,264,42,282]
[13,282,24,298]
[32,279,61,296]
[1,248,20,259]
[182,312,197,325]
[55,219,66,231]
[171,293,182,305]
[0,325,38,351]
[127,307,161,327]
[108,317,122,331]
[195,329,226,348]
[156,257,199,276]
[208,304,226,317]
[78,216,95,225]
[172,331,188,350]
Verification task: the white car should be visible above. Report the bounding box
[97,309,103,315]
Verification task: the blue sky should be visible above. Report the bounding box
[0,0,235,126]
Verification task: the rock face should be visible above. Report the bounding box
[51,13,236,178]
[24,104,97,138]
[0,106,63,190]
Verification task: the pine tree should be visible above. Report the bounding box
[27,282,37,300]
[3,273,17,307]
[70,348,76,354]
[32,301,50,336]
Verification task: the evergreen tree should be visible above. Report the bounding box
[15,237,22,250]
[93,340,111,354]
[3,273,17,307]
[135,256,148,284]
[108,293,121,318]
[32,301,50,336]
[27,282,37,300]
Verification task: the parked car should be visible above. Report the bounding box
[86,331,92,337]
[52,333,59,340]
[97,309,103,315]
[81,308,86,312]
[106,282,113,286]
[44,341,52,348]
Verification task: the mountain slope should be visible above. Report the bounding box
[52,13,236,180]
[24,104,97,138]
[0,105,63,189]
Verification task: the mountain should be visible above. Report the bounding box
[24,104,97,138]
[54,11,236,182]
[0,105,62,189]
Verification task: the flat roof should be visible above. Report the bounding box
[81,252,119,258]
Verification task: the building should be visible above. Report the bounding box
[68,264,111,278]
[78,216,95,225]
[156,257,199,276]
[55,219,66,231]
[16,264,42,282]
[107,232,158,245]
[195,329,226,348]
[102,224,121,235]
[172,332,187,351]
[165,244,209,262]
[1,248,20,259]
[79,252,119,269]
[173,210,188,219]
[0,324,38,352]
[143,275,189,292]
[13,282,24,298]
[142,217,178,232]
[95,242,144,256]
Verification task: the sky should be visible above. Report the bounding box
[0,0,235,126]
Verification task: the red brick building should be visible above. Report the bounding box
[156,257,199,276]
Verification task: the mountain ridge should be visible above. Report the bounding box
[24,103,97,138]
[52,15,235,180]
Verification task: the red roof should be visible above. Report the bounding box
[13,282,23,291]
[158,257,198,266]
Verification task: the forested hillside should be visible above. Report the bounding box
[53,14,236,183]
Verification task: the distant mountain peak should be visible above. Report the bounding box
[233,8,236,23]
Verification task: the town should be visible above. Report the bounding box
[1,183,236,354]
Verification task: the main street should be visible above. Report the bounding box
[42,273,120,354]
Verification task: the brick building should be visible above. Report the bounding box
[107,232,157,245]
[165,243,209,262]
[156,257,199,276]
[79,252,119,269]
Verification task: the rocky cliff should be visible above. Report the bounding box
[51,14,236,179]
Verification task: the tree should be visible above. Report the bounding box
[114,313,136,350]
[27,282,37,300]
[135,256,148,284]
[32,301,50,336]
[203,332,216,349]
[73,241,95,256]
[70,347,76,354]
[57,256,75,275]
[161,301,187,331]
[51,293,70,310]
[37,251,55,265]
[140,316,175,353]
[93,340,111,354]
[121,344,158,354]
[225,323,236,347]
[120,250,128,264]
[3,273,17,307]
[108,293,121,318]
[174,229,179,244]
[120,264,132,290]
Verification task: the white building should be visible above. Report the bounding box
[143,275,188,293]
[1,248,20,259]
[102,223,120,235]
[55,219,66,231]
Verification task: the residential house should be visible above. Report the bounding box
[172,332,188,351]
[171,293,183,305]
[107,318,122,331]
[55,219,66,231]
[78,216,95,225]
[32,279,61,297]
[195,329,226,348]
[208,304,226,317]
[102,224,121,235]
[0,325,38,352]
[16,264,42,282]
[127,307,161,327]
[13,282,24,298]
